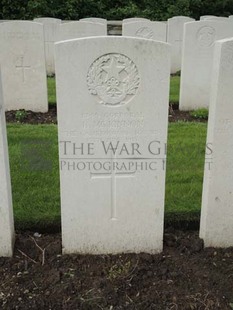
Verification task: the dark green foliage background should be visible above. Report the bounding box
[1,0,233,20]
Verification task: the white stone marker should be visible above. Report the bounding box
[167,16,195,74]
[122,21,167,42]
[34,17,61,75]
[57,21,107,41]
[123,17,150,24]
[0,21,48,112]
[205,17,229,21]
[55,36,170,254]
[179,21,233,111]
[79,18,107,25]
[200,38,233,247]
[200,15,217,20]
[0,72,15,257]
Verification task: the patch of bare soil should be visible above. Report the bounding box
[5,106,57,125]
[0,230,232,309]
[5,104,207,125]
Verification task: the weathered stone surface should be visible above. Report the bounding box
[34,17,61,75]
[123,18,150,23]
[55,36,170,254]
[57,21,107,41]
[79,18,107,25]
[167,16,195,74]
[0,71,14,257]
[180,20,233,110]
[200,38,233,247]
[0,21,48,112]
[122,21,167,42]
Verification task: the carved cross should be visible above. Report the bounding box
[91,155,135,220]
[15,55,31,82]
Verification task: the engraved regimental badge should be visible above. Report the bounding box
[197,26,216,48]
[87,53,140,106]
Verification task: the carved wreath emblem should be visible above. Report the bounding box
[87,53,140,106]
[197,26,216,48]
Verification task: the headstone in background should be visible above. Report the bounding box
[123,18,150,24]
[0,71,15,257]
[122,21,167,42]
[57,21,107,41]
[80,17,107,25]
[200,37,233,247]
[34,17,61,76]
[0,21,48,112]
[179,21,233,110]
[55,36,170,254]
[204,17,229,21]
[200,15,217,20]
[167,16,195,74]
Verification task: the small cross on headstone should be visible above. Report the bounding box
[15,55,31,82]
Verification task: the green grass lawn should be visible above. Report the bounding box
[7,124,60,230]
[165,122,207,225]
[47,77,56,106]
[7,122,207,230]
[47,76,181,106]
[169,76,180,103]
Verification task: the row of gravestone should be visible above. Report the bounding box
[1,34,233,256]
[0,16,193,77]
[1,16,233,113]
[33,15,233,77]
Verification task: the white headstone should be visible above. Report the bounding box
[200,38,233,247]
[122,21,167,42]
[123,18,150,24]
[180,21,233,110]
[62,20,75,23]
[57,21,107,41]
[200,15,217,20]
[0,71,15,257]
[0,21,48,112]
[205,17,229,21]
[79,18,107,25]
[167,16,195,74]
[55,36,170,254]
[34,17,61,75]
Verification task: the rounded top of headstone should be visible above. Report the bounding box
[34,17,61,24]
[123,18,150,24]
[80,18,107,25]
[169,16,194,20]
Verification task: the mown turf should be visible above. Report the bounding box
[7,124,60,230]
[165,122,207,227]
[47,77,56,106]
[169,76,180,103]
[47,76,180,106]
[7,122,207,231]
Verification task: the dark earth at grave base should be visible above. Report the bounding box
[5,104,207,125]
[0,230,233,310]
